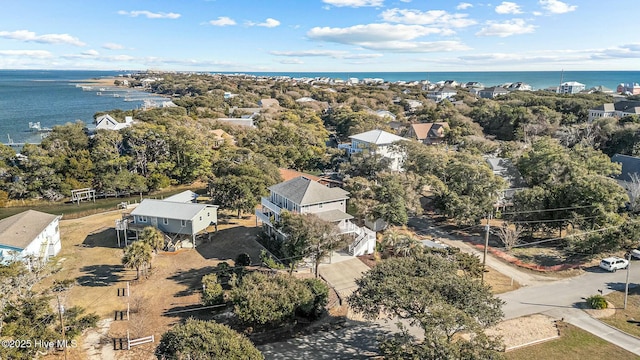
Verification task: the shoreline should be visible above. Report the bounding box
[74,77,120,87]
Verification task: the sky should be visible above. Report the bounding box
[0,0,638,72]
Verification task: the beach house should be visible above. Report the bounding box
[0,210,62,265]
[341,129,409,171]
[255,176,376,256]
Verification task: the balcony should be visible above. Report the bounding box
[255,210,273,226]
[337,220,357,234]
[261,198,282,215]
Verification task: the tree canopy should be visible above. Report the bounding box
[348,253,504,358]
[155,318,263,360]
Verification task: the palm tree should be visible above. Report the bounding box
[122,242,152,280]
[381,227,405,256]
[140,226,165,253]
[394,235,421,257]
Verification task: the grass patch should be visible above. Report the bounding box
[484,266,521,294]
[505,322,640,360]
[509,247,568,267]
[601,285,640,338]
[0,185,205,220]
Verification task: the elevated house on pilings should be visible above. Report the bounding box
[124,192,218,249]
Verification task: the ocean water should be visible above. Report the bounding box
[1,69,638,144]
[0,70,167,144]
[232,70,640,92]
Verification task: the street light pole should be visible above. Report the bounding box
[625,252,632,310]
[481,212,492,283]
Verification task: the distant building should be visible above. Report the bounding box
[95,114,134,131]
[426,87,457,102]
[617,83,640,95]
[588,101,640,121]
[343,129,409,171]
[557,81,585,94]
[477,86,510,99]
[506,82,533,91]
[406,122,449,145]
[0,210,61,265]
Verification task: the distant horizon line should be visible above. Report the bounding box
[1,68,639,74]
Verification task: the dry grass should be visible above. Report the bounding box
[505,322,640,360]
[41,211,269,359]
[484,266,521,294]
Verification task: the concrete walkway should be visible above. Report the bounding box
[545,308,640,356]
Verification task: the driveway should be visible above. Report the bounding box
[318,254,370,302]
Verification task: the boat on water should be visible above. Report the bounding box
[28,122,53,133]
[96,91,102,96]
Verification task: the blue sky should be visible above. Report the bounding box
[0,0,638,72]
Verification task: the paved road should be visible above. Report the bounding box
[500,264,640,320]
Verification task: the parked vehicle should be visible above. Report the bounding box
[631,249,640,260]
[599,257,629,272]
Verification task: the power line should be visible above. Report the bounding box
[509,215,601,225]
[499,204,598,216]
[509,220,640,249]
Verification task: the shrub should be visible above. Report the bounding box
[235,253,252,267]
[231,272,316,328]
[587,295,608,309]
[202,273,224,305]
[299,278,329,319]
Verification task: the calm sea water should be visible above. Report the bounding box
[232,70,640,91]
[1,69,638,144]
[0,70,166,144]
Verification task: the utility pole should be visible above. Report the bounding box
[481,212,492,283]
[57,295,68,360]
[625,252,632,310]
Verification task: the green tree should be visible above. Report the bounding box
[276,212,346,276]
[140,226,165,253]
[201,273,224,305]
[348,253,504,358]
[155,318,263,360]
[122,241,153,280]
[230,272,313,328]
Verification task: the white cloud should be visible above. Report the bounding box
[380,9,477,28]
[62,49,101,59]
[308,23,448,44]
[456,2,473,10]
[0,30,85,46]
[270,49,383,59]
[102,43,124,50]
[117,10,181,19]
[495,2,523,14]
[255,18,280,28]
[322,0,383,7]
[209,17,236,26]
[532,11,543,16]
[476,19,535,37]
[539,0,577,14]
[307,24,472,52]
[359,40,471,53]
[279,59,304,64]
[0,49,52,58]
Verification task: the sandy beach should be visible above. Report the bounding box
[75,77,121,87]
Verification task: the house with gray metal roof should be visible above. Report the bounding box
[342,129,409,171]
[256,176,376,256]
[0,210,61,264]
[130,199,218,247]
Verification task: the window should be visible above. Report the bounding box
[199,216,202,221]
[138,216,147,223]
[181,220,187,227]
[163,218,169,225]
[319,203,323,209]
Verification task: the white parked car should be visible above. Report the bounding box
[599,257,629,272]
[631,249,640,260]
